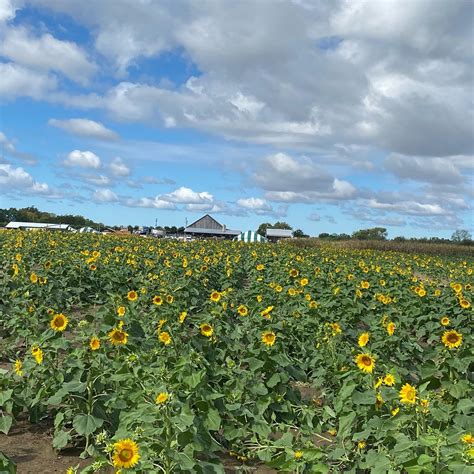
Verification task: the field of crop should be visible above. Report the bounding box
[0,231,472,473]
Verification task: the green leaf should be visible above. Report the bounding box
[338,412,356,439]
[0,451,16,474]
[457,398,474,414]
[47,389,67,406]
[205,408,221,431]
[352,390,376,405]
[0,390,13,406]
[266,373,280,388]
[73,414,103,436]
[0,415,13,435]
[183,371,204,389]
[417,454,435,465]
[53,430,70,450]
[63,380,86,393]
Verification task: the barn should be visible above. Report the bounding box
[184,214,241,240]
[266,228,294,242]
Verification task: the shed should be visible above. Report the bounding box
[184,214,240,239]
[266,228,294,242]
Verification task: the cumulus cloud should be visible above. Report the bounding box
[123,197,176,210]
[384,154,465,185]
[0,62,56,100]
[0,163,59,197]
[49,118,118,141]
[160,186,214,204]
[108,157,130,177]
[92,188,118,203]
[64,150,101,169]
[236,197,272,211]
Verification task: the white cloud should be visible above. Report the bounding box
[0,163,58,197]
[49,118,118,141]
[0,27,96,84]
[123,197,176,209]
[108,157,130,177]
[384,154,465,185]
[0,0,19,23]
[236,197,271,211]
[64,150,101,169]
[160,186,214,204]
[0,62,56,99]
[93,188,118,203]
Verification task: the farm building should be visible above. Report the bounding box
[184,214,240,239]
[6,221,74,232]
[266,228,294,242]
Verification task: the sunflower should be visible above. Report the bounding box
[127,290,138,301]
[166,295,174,304]
[30,273,38,283]
[329,322,342,336]
[152,295,163,306]
[387,322,396,336]
[89,337,101,351]
[360,281,370,289]
[31,346,43,364]
[300,278,308,286]
[159,331,171,345]
[210,291,221,302]
[440,316,450,326]
[109,328,128,345]
[358,332,369,347]
[452,283,462,293]
[117,306,126,317]
[256,264,264,271]
[14,359,23,376]
[441,329,462,349]
[459,298,471,309]
[309,300,318,309]
[355,353,375,373]
[112,439,140,469]
[179,311,187,324]
[237,305,248,316]
[155,392,169,404]
[383,374,395,386]
[289,268,299,277]
[260,306,274,319]
[200,323,214,337]
[391,407,400,416]
[261,331,276,346]
[50,313,68,332]
[462,433,474,444]
[399,383,417,404]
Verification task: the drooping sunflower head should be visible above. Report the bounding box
[237,305,248,316]
[355,353,375,373]
[89,337,101,351]
[109,328,128,345]
[50,313,68,332]
[399,383,417,404]
[358,332,369,347]
[387,322,396,336]
[261,331,276,347]
[200,323,214,337]
[14,359,23,376]
[31,345,43,364]
[112,439,140,469]
[441,329,462,349]
[127,290,138,301]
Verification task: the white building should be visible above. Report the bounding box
[6,222,74,231]
[266,228,294,242]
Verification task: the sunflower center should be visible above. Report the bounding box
[362,356,372,366]
[54,317,64,327]
[119,448,133,461]
[447,334,459,343]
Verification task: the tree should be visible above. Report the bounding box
[257,222,272,236]
[273,221,293,230]
[352,227,387,240]
[293,229,309,238]
[451,229,472,243]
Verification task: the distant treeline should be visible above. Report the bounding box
[0,206,104,229]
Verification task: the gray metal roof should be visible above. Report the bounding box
[266,228,294,238]
[6,221,72,230]
[184,227,241,236]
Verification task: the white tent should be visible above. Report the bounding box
[233,231,267,242]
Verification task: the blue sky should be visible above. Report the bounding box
[0,0,473,237]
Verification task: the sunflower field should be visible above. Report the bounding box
[0,231,472,473]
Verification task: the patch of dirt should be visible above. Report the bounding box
[0,420,92,474]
